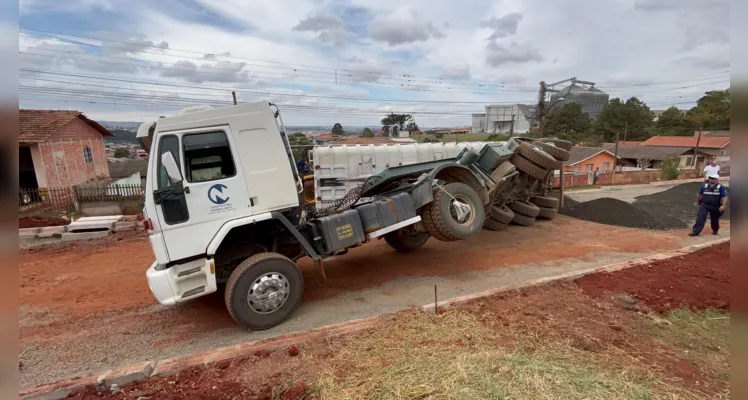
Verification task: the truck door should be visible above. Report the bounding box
[152,127,251,262]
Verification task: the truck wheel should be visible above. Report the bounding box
[512,213,536,226]
[537,206,558,220]
[384,231,429,252]
[539,138,573,151]
[483,218,508,231]
[530,195,559,210]
[510,154,550,180]
[422,182,485,242]
[515,142,562,171]
[302,179,315,204]
[490,204,515,225]
[225,252,303,331]
[531,141,570,161]
[509,200,540,218]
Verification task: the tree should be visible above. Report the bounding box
[593,97,654,142]
[288,133,310,161]
[381,125,390,136]
[541,103,592,143]
[380,113,413,137]
[687,89,729,130]
[114,148,131,158]
[361,127,374,138]
[331,123,344,136]
[653,106,693,136]
[405,121,419,134]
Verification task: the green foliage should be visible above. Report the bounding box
[687,89,730,130]
[435,131,445,139]
[653,106,694,136]
[542,103,592,143]
[593,97,654,142]
[381,113,413,137]
[331,123,344,136]
[361,127,374,138]
[486,134,503,141]
[422,137,440,143]
[113,148,131,158]
[660,156,681,180]
[288,132,311,161]
[405,121,419,133]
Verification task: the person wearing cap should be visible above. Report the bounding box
[689,173,728,236]
[703,160,720,182]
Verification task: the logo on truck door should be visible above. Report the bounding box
[208,184,230,205]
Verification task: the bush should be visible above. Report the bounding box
[660,156,681,180]
[423,137,440,143]
[435,132,445,139]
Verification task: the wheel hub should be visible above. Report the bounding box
[450,198,472,223]
[247,273,290,314]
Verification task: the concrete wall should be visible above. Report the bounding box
[552,168,717,187]
[37,117,110,187]
[483,105,531,134]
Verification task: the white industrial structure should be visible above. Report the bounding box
[471,104,536,135]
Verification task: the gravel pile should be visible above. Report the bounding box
[633,182,730,225]
[561,197,687,231]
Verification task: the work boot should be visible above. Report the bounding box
[688,232,699,237]
[712,231,718,235]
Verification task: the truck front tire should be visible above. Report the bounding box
[384,231,430,252]
[225,252,303,331]
[422,182,485,242]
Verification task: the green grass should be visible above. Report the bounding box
[316,309,662,400]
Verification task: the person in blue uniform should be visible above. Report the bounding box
[688,173,728,236]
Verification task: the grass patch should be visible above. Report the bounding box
[644,309,730,382]
[316,309,660,400]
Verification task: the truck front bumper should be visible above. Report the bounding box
[146,258,218,305]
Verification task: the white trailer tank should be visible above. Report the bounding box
[312,142,487,208]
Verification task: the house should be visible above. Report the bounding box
[19,109,112,190]
[108,159,148,185]
[473,104,536,135]
[640,135,730,168]
[312,134,335,145]
[564,147,630,174]
[602,144,712,169]
[450,127,471,134]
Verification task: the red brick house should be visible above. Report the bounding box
[19,110,112,189]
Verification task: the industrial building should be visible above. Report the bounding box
[471,104,536,135]
[547,78,609,118]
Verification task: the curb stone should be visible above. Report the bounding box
[19,237,729,399]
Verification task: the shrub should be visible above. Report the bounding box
[660,156,681,180]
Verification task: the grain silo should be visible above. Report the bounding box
[548,79,609,118]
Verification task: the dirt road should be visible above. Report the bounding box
[19,217,729,388]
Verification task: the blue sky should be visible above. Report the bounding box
[16,0,731,126]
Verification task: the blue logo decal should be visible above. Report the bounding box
[208,184,230,205]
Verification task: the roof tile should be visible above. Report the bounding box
[641,135,730,148]
[19,109,112,143]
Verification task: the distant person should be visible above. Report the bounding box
[592,167,600,185]
[703,160,720,182]
[296,157,310,175]
[689,173,728,236]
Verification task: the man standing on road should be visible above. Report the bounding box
[593,167,600,185]
[689,173,728,236]
[703,160,720,182]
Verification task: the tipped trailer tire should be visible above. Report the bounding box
[421,182,485,242]
[537,206,558,220]
[510,154,550,180]
[489,204,515,225]
[509,200,541,218]
[539,138,573,151]
[515,141,562,171]
[483,218,509,231]
[225,252,303,331]
[512,213,536,226]
[385,231,430,252]
[530,195,560,210]
[531,141,570,161]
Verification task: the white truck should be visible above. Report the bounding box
[137,102,571,330]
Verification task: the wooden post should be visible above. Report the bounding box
[612,122,624,185]
[559,167,565,208]
[693,128,702,171]
[232,91,237,105]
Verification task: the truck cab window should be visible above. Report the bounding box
[157,135,181,189]
[183,132,235,183]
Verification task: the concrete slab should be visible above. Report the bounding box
[113,221,138,232]
[36,226,67,238]
[66,222,115,232]
[61,231,110,241]
[74,216,124,222]
[101,361,155,388]
[19,228,39,238]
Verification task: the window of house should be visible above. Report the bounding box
[721,150,727,156]
[602,162,610,172]
[586,164,594,172]
[83,147,93,164]
[573,165,580,173]
[182,131,235,183]
[685,157,693,166]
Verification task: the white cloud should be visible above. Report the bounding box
[480,13,523,40]
[485,41,543,67]
[368,6,443,46]
[442,65,470,79]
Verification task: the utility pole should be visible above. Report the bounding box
[537,81,547,137]
[693,127,702,169]
[612,121,625,185]
[232,91,237,105]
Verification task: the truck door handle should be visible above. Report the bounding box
[184,186,190,194]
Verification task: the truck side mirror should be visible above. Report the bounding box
[161,151,183,184]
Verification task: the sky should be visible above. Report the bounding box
[14,0,731,127]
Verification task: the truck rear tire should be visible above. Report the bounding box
[515,141,562,170]
[539,138,573,151]
[537,206,558,220]
[483,218,508,231]
[225,252,303,331]
[422,182,485,242]
[530,195,560,209]
[510,154,550,180]
[509,200,540,218]
[512,213,536,226]
[531,141,570,161]
[384,231,429,252]
[490,204,515,225]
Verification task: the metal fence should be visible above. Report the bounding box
[74,183,145,202]
[18,187,75,212]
